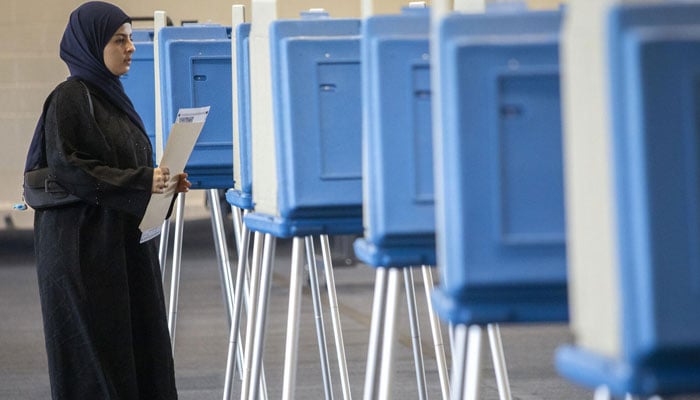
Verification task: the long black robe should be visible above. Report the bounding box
[34,79,178,399]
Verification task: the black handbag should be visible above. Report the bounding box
[23,81,92,210]
[23,168,81,209]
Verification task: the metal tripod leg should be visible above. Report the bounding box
[230,207,248,381]
[207,189,236,323]
[450,324,468,400]
[282,237,305,400]
[377,268,402,400]
[487,324,512,400]
[404,267,427,400]
[305,236,334,400]
[319,234,351,400]
[248,234,276,400]
[464,325,484,400]
[449,323,456,360]
[206,190,247,398]
[223,214,251,400]
[593,388,662,400]
[167,193,186,349]
[450,323,510,400]
[240,231,264,400]
[421,265,450,399]
[594,386,611,400]
[231,207,243,255]
[158,219,171,284]
[363,268,388,400]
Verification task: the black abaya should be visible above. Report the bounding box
[34,79,178,399]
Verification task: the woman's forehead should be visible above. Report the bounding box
[113,22,132,36]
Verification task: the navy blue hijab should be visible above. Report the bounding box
[25,1,145,172]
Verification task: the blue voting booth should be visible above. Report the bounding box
[158,25,233,189]
[243,17,363,237]
[121,29,156,164]
[353,7,435,268]
[353,9,452,400]
[556,2,700,396]
[234,15,363,399]
[226,22,253,210]
[431,8,568,325]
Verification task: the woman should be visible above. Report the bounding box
[28,2,187,398]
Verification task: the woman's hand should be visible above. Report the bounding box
[152,167,170,194]
[174,173,191,193]
[152,167,191,194]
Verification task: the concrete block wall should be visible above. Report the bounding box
[2,1,83,228]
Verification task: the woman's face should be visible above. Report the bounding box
[103,22,134,76]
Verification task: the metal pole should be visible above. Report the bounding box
[282,237,305,400]
[231,207,254,381]
[594,386,611,400]
[208,189,235,322]
[377,268,402,400]
[305,236,334,400]
[363,268,388,400]
[248,234,276,400]
[421,265,450,399]
[487,324,512,400]
[223,218,251,400]
[464,325,483,400]
[404,267,427,400]
[450,324,468,400]
[158,219,171,284]
[232,207,243,254]
[240,231,264,400]
[320,234,352,400]
[167,193,186,349]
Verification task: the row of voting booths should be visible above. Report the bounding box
[120,0,700,398]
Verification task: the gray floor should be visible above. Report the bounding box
[1,215,698,400]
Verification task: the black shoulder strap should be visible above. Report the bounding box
[25,80,95,173]
[24,92,55,172]
[77,80,94,117]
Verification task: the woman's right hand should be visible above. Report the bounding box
[152,167,170,194]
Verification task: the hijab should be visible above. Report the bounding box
[25,1,145,172]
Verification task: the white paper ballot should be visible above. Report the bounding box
[140,106,210,242]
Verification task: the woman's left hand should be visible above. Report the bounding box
[174,173,191,193]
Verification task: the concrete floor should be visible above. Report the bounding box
[1,213,699,400]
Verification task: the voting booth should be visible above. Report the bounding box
[556,1,700,396]
[152,21,239,371]
[121,29,156,164]
[431,6,567,326]
[226,22,253,210]
[234,12,362,400]
[243,16,363,237]
[354,7,451,400]
[158,25,233,189]
[428,7,566,398]
[353,7,436,268]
